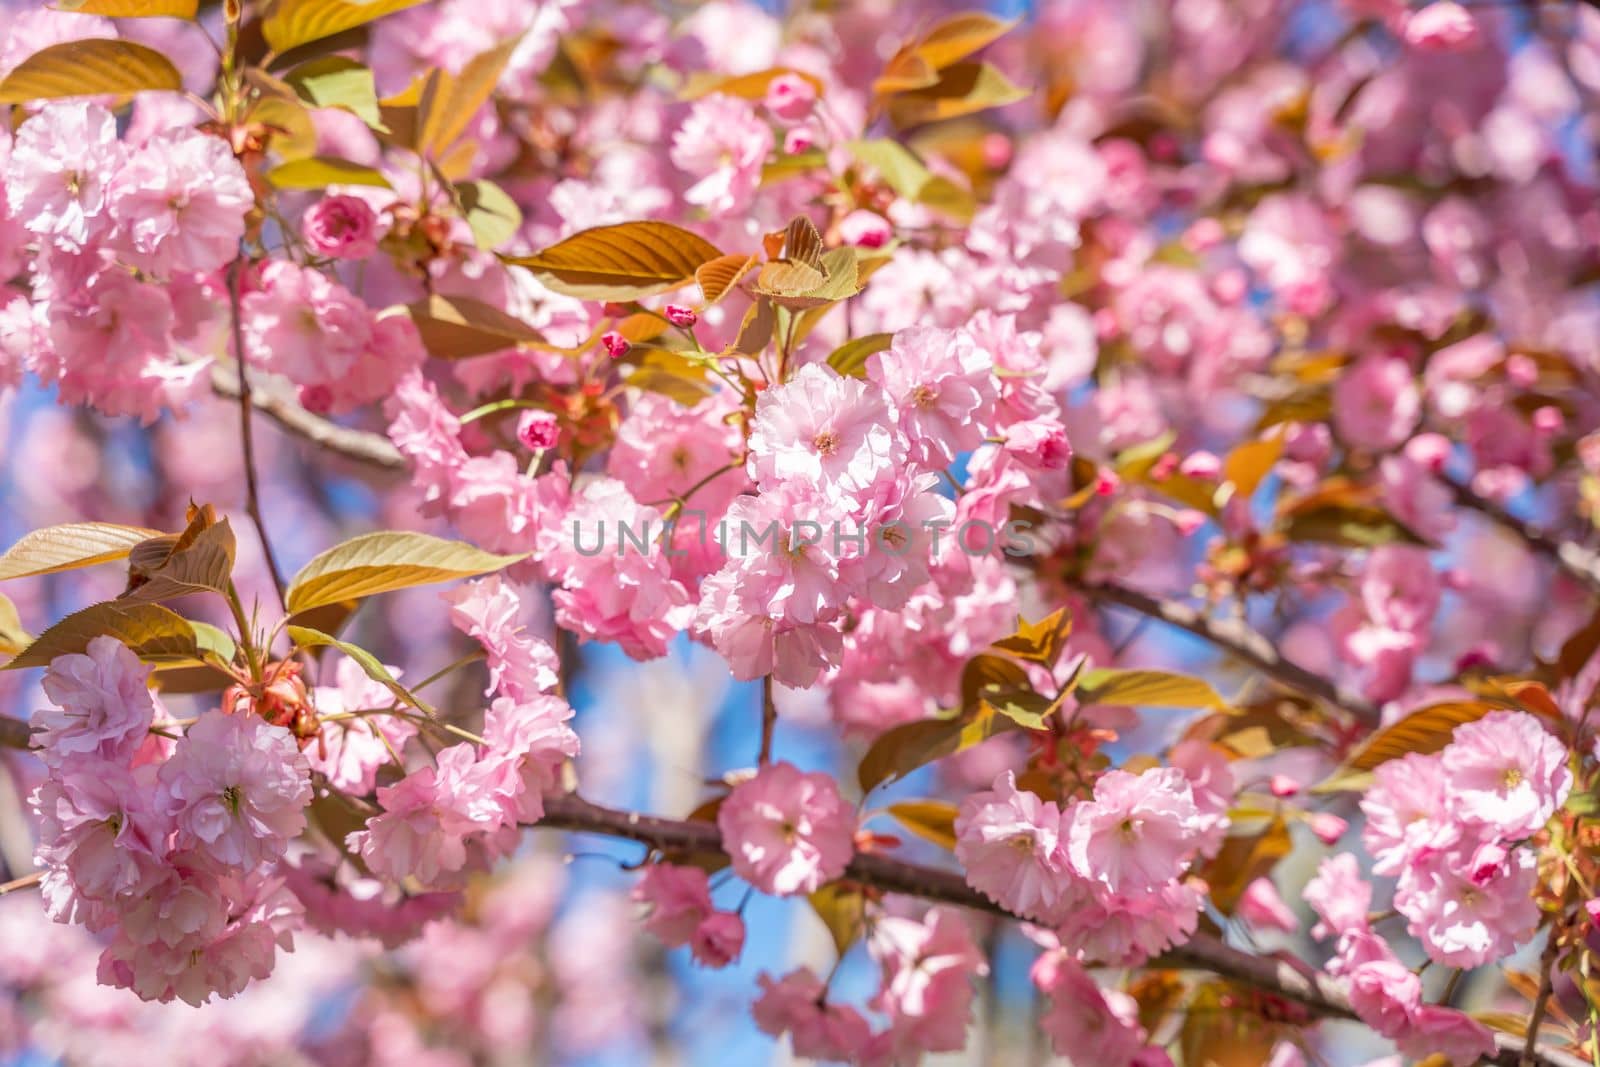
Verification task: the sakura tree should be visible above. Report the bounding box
[0,0,1598,1065]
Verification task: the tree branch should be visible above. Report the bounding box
[1083,581,1382,724]
[540,793,1579,1067]
[210,368,405,471]
[0,721,1575,1066]
[227,263,289,605]
[1439,474,1600,597]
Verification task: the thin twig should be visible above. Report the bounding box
[758,674,776,766]
[1524,914,1569,1067]
[211,368,406,471]
[0,870,41,896]
[1084,581,1382,723]
[228,261,289,608]
[1439,473,1600,597]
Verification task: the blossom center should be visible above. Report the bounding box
[812,429,840,456]
[911,383,939,409]
[1502,767,1523,789]
[221,785,242,814]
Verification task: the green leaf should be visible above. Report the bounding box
[1347,701,1496,771]
[283,56,383,129]
[285,531,526,615]
[846,139,974,220]
[826,332,893,379]
[625,348,716,406]
[503,221,724,302]
[0,522,164,581]
[0,39,181,102]
[961,653,1055,727]
[1074,668,1232,711]
[752,246,862,310]
[457,179,522,251]
[887,800,958,849]
[267,156,392,190]
[54,0,197,15]
[288,625,430,713]
[404,294,544,359]
[0,593,31,657]
[5,602,214,670]
[262,0,428,55]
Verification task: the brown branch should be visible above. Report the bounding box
[0,720,1576,1066]
[539,793,1580,1067]
[227,261,289,606]
[1084,581,1382,724]
[1439,474,1600,597]
[210,367,406,472]
[0,718,28,752]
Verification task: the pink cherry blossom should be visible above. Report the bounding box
[34,637,156,768]
[107,127,251,277]
[752,968,872,1061]
[869,908,987,1058]
[716,761,854,896]
[1066,767,1205,896]
[954,771,1078,921]
[1440,710,1571,839]
[869,326,998,467]
[6,102,122,252]
[158,711,312,869]
[669,94,772,215]
[301,193,381,259]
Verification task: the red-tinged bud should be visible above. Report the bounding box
[664,305,698,328]
[601,330,631,359]
[1094,470,1120,496]
[1306,812,1347,845]
[517,409,560,451]
[1268,774,1301,798]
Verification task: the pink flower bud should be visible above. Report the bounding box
[301,194,380,260]
[1094,470,1120,496]
[690,911,745,968]
[665,305,698,328]
[980,132,1013,169]
[1179,450,1222,479]
[1268,774,1301,798]
[1174,509,1207,537]
[1532,405,1563,436]
[298,384,333,414]
[1306,812,1347,845]
[1505,353,1538,387]
[1239,877,1300,933]
[601,331,631,359]
[763,73,816,123]
[783,126,817,154]
[516,410,560,451]
[1402,432,1451,472]
[1403,2,1479,52]
[1183,217,1225,252]
[838,209,891,249]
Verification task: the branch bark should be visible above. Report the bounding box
[210,368,405,471]
[539,793,1580,1067]
[1439,473,1600,597]
[1084,581,1382,724]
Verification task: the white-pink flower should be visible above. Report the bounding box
[6,101,123,252]
[1440,710,1571,839]
[35,636,156,767]
[954,771,1078,922]
[108,127,251,277]
[158,711,312,869]
[669,94,772,215]
[870,326,999,467]
[746,362,905,501]
[1359,751,1461,874]
[1066,767,1205,896]
[716,761,855,896]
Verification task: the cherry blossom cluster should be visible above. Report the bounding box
[30,636,308,1004]
[1300,710,1574,1063]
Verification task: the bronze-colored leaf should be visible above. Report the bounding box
[886,61,1030,127]
[504,221,724,301]
[262,0,427,55]
[5,602,215,670]
[285,532,526,615]
[416,38,517,156]
[990,607,1073,666]
[405,294,544,359]
[887,800,958,849]
[0,522,164,582]
[0,39,181,102]
[695,253,758,305]
[826,332,893,378]
[1348,701,1498,771]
